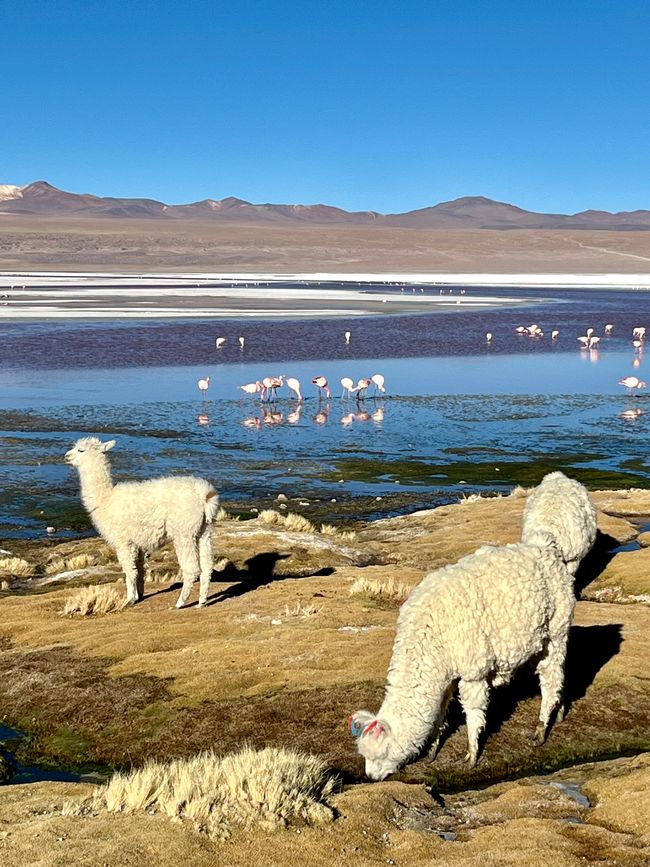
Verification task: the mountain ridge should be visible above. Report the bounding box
[1,181,650,230]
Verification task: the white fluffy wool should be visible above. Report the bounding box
[349,540,574,780]
[65,437,218,608]
[521,471,597,574]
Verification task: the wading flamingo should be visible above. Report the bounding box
[344,331,351,344]
[197,376,211,394]
[238,336,245,349]
[589,336,601,350]
[619,376,647,394]
[370,373,386,394]
[216,337,226,349]
[262,375,284,400]
[312,375,331,399]
[551,330,559,340]
[486,332,493,343]
[605,324,613,335]
[240,381,263,398]
[353,378,372,399]
[286,377,302,401]
[341,376,355,398]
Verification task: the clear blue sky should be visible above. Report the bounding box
[2,0,649,213]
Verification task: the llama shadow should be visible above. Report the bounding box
[434,622,623,753]
[204,552,335,606]
[574,530,621,596]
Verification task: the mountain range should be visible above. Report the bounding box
[2,181,650,230]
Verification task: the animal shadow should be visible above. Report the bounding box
[574,530,621,595]
[204,552,335,605]
[435,622,623,753]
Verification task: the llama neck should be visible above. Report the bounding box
[380,675,449,759]
[78,457,114,513]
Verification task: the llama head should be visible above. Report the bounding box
[347,710,396,781]
[64,437,116,468]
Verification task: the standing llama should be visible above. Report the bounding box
[65,437,218,608]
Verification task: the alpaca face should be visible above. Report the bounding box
[348,711,397,781]
[64,437,116,468]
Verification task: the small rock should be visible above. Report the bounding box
[330,498,337,503]
[338,479,345,484]
[271,619,282,625]
[376,496,382,501]
[279,503,287,510]
[299,501,310,506]
[46,526,56,534]
[276,494,288,502]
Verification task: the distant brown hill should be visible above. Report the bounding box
[1,180,650,230]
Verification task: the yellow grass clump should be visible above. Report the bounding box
[258,509,315,533]
[320,523,357,541]
[283,602,321,619]
[0,557,33,577]
[80,746,337,840]
[63,584,128,616]
[45,553,99,575]
[349,575,412,604]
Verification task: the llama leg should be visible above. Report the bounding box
[116,543,139,604]
[174,538,200,609]
[429,683,455,758]
[534,641,567,744]
[459,678,489,767]
[198,528,214,607]
[135,548,147,601]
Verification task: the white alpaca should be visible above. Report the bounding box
[348,539,574,780]
[65,438,218,608]
[521,472,596,575]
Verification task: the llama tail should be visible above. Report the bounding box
[204,486,220,524]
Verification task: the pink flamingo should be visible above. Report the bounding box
[551,330,559,340]
[286,377,302,401]
[619,376,647,395]
[240,381,263,398]
[485,332,493,343]
[588,336,601,350]
[197,376,210,394]
[262,375,284,400]
[341,376,355,398]
[353,378,372,399]
[605,324,613,335]
[312,375,331,399]
[370,373,386,394]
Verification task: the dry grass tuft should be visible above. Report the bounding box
[320,523,357,541]
[510,485,528,499]
[45,553,99,575]
[258,509,283,525]
[283,602,321,619]
[349,575,412,604]
[282,512,316,534]
[80,746,336,840]
[257,510,317,534]
[0,557,33,577]
[63,584,128,616]
[215,506,230,521]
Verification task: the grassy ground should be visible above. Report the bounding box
[0,489,649,864]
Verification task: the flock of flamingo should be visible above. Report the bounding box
[197,330,386,402]
[196,321,650,402]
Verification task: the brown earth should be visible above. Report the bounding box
[1,215,650,272]
[0,491,649,864]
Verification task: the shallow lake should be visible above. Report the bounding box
[1,285,649,538]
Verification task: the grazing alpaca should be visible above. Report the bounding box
[65,438,218,608]
[349,539,574,780]
[521,471,597,576]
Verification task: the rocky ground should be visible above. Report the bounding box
[0,488,649,865]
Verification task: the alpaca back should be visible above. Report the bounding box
[95,475,218,550]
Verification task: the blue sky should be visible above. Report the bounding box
[2,0,649,213]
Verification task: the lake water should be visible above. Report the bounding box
[1,285,649,539]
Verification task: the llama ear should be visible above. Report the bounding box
[101,440,116,452]
[347,710,375,739]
